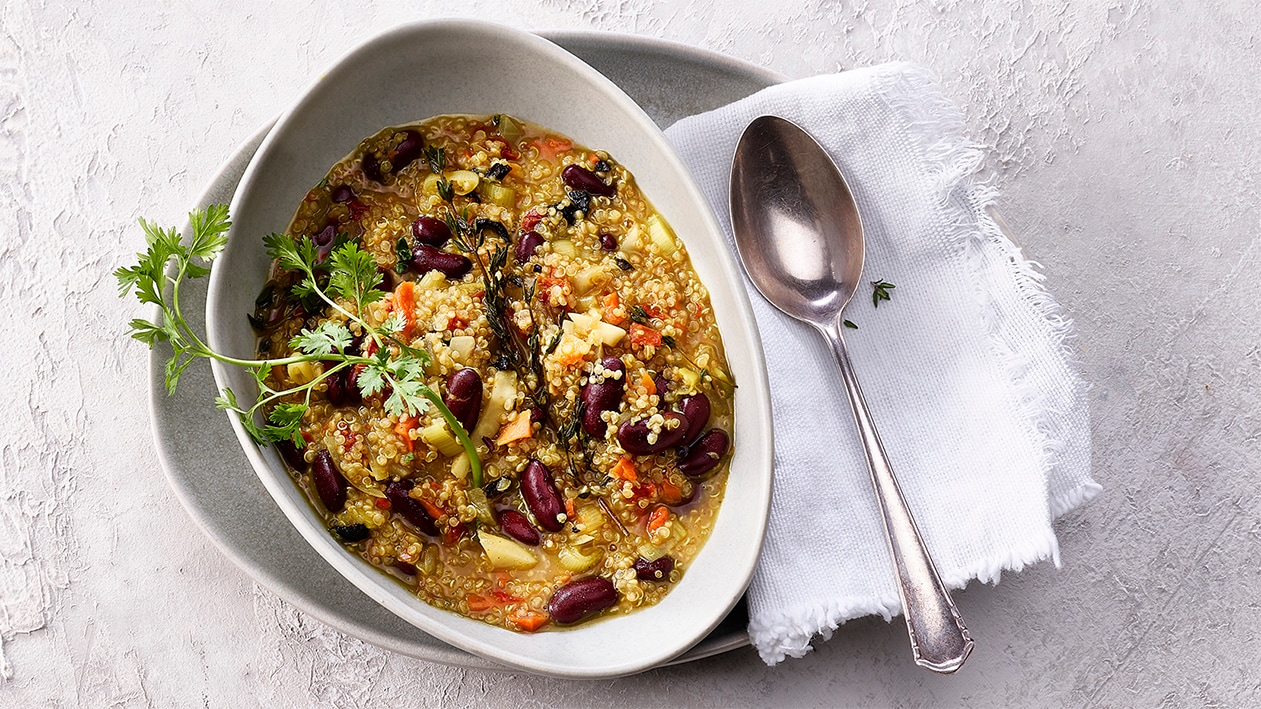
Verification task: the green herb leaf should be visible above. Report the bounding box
[436,178,454,203]
[424,146,446,175]
[871,279,895,308]
[629,305,650,325]
[290,321,353,356]
[843,319,858,329]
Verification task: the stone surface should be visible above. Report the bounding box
[2,0,1258,705]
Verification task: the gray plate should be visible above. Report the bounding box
[149,30,783,672]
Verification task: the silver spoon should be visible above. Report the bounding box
[729,115,974,674]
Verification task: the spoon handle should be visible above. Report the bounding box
[820,321,975,674]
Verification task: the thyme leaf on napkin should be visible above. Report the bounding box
[116,205,484,486]
[871,279,896,307]
[843,319,858,329]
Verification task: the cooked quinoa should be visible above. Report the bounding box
[254,114,734,631]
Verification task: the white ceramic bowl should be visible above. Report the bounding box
[205,19,772,678]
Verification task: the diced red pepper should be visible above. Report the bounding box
[629,323,662,347]
[487,137,520,160]
[521,210,544,234]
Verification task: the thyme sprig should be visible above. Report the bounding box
[871,279,895,307]
[117,205,483,486]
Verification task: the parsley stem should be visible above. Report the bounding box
[417,384,482,487]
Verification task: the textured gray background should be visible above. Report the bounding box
[2,1,1257,706]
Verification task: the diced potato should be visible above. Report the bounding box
[647,214,679,256]
[420,420,464,457]
[448,335,475,363]
[557,545,602,573]
[677,367,701,392]
[478,532,538,570]
[472,370,518,442]
[567,312,597,333]
[450,452,471,480]
[551,240,576,256]
[621,224,642,252]
[572,265,609,294]
[479,182,516,208]
[594,321,627,346]
[286,361,323,385]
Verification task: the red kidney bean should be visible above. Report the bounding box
[313,224,337,262]
[678,393,711,446]
[653,373,669,398]
[633,556,675,582]
[443,368,483,433]
[680,429,730,478]
[617,412,688,455]
[326,367,362,408]
[385,480,439,536]
[598,231,617,251]
[515,230,544,262]
[580,357,625,437]
[376,266,398,292]
[497,509,541,546]
[312,450,347,513]
[330,185,356,203]
[548,576,618,625]
[529,407,545,425]
[410,244,472,279]
[561,164,616,197]
[276,438,308,471]
[521,460,565,532]
[392,130,424,173]
[394,560,418,576]
[411,216,452,247]
[362,152,383,183]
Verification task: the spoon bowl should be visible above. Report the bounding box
[729,115,974,674]
[730,115,864,323]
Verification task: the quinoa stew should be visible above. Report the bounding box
[252,114,735,632]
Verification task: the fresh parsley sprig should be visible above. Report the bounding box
[118,205,483,486]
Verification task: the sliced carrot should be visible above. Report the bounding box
[491,589,522,604]
[418,498,445,521]
[641,372,656,396]
[394,415,417,452]
[395,281,418,339]
[629,323,662,347]
[509,611,550,632]
[533,136,572,161]
[660,478,685,506]
[610,456,637,482]
[564,498,577,521]
[495,410,534,446]
[466,594,496,613]
[647,505,670,533]
[602,292,623,324]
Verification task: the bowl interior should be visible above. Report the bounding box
[205,19,772,677]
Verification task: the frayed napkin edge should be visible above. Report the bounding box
[872,62,1098,519]
[748,524,1061,665]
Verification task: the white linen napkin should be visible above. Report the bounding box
[663,63,1099,666]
